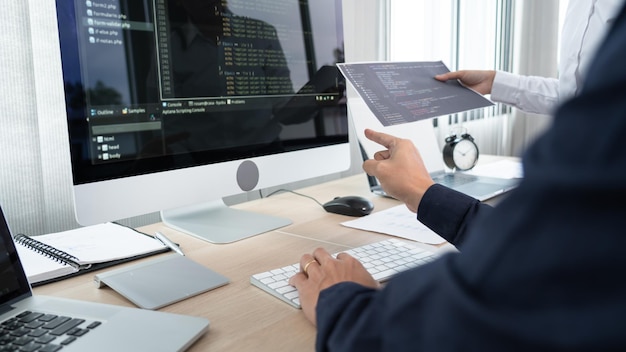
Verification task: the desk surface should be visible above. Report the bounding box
[33,157,516,351]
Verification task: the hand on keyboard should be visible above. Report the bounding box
[250,239,438,309]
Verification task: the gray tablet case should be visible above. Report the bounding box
[95,254,229,309]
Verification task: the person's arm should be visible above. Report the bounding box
[295,12,626,349]
[435,70,559,115]
[315,77,626,349]
[417,183,492,247]
[490,71,559,115]
[361,129,490,246]
[361,129,435,213]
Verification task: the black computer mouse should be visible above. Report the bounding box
[323,196,374,217]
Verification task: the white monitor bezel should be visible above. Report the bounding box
[72,142,350,225]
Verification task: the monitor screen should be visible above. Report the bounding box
[54,0,350,242]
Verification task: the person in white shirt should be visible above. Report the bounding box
[435,0,623,115]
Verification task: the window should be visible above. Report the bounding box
[390,0,514,122]
[388,0,517,153]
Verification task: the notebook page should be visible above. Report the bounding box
[32,223,167,264]
[15,242,77,283]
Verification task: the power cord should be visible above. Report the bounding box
[262,188,325,208]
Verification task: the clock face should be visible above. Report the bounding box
[452,139,478,170]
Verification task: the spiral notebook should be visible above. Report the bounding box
[14,222,170,286]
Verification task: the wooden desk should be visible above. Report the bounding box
[33,157,517,351]
[32,174,393,351]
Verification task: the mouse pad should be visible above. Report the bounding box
[95,254,229,310]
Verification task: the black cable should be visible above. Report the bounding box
[264,188,324,208]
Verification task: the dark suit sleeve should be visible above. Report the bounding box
[416,184,492,247]
[314,5,626,351]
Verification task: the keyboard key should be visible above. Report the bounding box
[43,316,71,330]
[49,319,85,336]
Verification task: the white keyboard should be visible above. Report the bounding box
[250,239,438,308]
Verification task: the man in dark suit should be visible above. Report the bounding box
[289,3,626,351]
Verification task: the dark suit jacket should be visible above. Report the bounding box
[314,4,626,351]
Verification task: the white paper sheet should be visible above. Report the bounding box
[342,205,445,245]
[338,61,493,126]
[464,159,523,179]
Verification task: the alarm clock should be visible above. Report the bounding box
[443,132,479,171]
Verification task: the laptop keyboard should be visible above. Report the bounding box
[375,173,478,197]
[250,239,438,308]
[0,310,102,351]
[434,172,478,187]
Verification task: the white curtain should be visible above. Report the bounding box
[507,0,560,156]
[0,1,65,236]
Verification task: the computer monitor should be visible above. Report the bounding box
[53,0,350,243]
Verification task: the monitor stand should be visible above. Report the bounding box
[160,200,292,244]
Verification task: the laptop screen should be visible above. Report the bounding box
[0,206,32,306]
